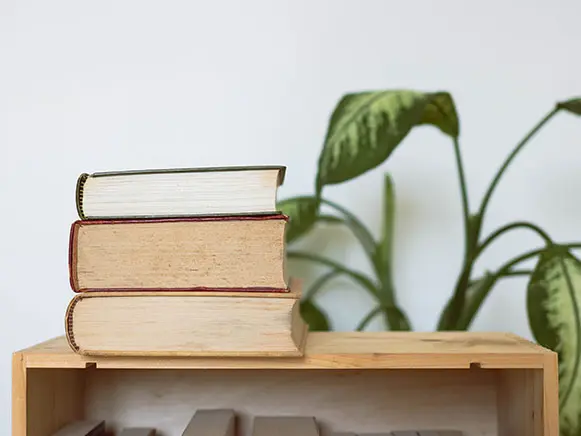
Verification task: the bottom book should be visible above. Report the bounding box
[65,283,307,356]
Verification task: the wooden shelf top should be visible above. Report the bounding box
[15,331,554,370]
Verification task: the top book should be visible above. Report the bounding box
[76,166,286,219]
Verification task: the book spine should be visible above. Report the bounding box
[68,218,290,293]
[68,221,81,292]
[64,294,82,353]
[276,166,286,185]
[75,173,89,220]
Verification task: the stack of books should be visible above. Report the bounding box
[64,166,307,356]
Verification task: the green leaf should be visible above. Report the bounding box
[557,97,581,116]
[300,299,331,331]
[376,173,396,284]
[316,90,459,189]
[527,246,581,436]
[373,173,413,331]
[277,196,318,243]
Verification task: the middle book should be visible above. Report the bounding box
[69,214,289,293]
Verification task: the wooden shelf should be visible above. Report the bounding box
[12,332,559,436]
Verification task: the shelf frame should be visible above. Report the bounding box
[12,332,559,436]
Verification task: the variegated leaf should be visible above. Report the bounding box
[316,90,459,189]
[527,246,581,436]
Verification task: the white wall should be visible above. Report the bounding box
[1,0,580,432]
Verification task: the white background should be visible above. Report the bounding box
[1,0,580,432]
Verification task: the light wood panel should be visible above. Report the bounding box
[497,369,543,436]
[542,353,560,436]
[15,368,85,436]
[18,332,550,370]
[11,353,26,436]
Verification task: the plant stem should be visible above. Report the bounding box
[439,266,473,330]
[441,237,576,331]
[453,272,497,330]
[499,269,533,277]
[496,243,581,275]
[317,214,343,224]
[374,173,412,331]
[477,221,553,257]
[477,108,559,229]
[455,266,537,330]
[437,138,474,331]
[356,306,383,331]
[305,269,342,300]
[320,198,376,256]
[287,250,379,297]
[317,197,409,331]
[469,269,533,285]
[443,107,560,330]
[453,137,471,256]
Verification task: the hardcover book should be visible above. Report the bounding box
[69,214,288,292]
[76,165,286,219]
[182,409,236,436]
[118,430,156,436]
[252,416,319,436]
[51,421,105,436]
[65,283,307,356]
[391,432,463,436]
